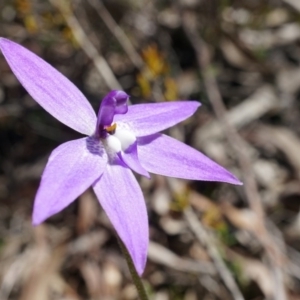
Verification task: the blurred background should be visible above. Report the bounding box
[1,0,300,299]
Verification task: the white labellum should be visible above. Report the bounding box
[103,126,136,157]
[113,128,136,151]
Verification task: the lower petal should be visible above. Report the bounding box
[138,134,242,185]
[33,137,107,225]
[119,141,150,178]
[93,163,149,275]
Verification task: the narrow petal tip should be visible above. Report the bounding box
[191,100,201,108]
[234,179,243,186]
[32,217,42,227]
[0,38,12,53]
[215,166,243,186]
[0,37,7,44]
[135,258,146,276]
[224,173,243,186]
[32,213,47,227]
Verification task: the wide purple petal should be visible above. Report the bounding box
[93,162,149,275]
[33,137,107,225]
[114,101,200,136]
[138,134,242,185]
[0,38,96,135]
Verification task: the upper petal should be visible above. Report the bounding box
[114,101,200,136]
[138,134,242,185]
[93,162,149,275]
[33,137,107,225]
[0,38,96,135]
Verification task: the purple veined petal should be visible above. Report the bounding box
[33,137,108,225]
[138,134,242,185]
[93,162,149,275]
[0,38,96,135]
[114,101,200,137]
[118,141,150,178]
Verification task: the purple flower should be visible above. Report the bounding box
[0,38,242,275]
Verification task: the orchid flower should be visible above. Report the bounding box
[0,38,242,275]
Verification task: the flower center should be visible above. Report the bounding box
[96,90,149,177]
[102,122,136,156]
[96,90,139,160]
[105,123,117,135]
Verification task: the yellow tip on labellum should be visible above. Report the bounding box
[106,123,117,134]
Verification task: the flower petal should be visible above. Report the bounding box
[138,134,242,185]
[119,141,150,178]
[114,101,200,136]
[93,162,149,275]
[33,137,107,225]
[0,38,96,135]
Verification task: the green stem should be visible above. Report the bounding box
[118,239,150,300]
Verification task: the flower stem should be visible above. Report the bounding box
[118,238,150,300]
